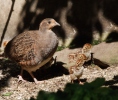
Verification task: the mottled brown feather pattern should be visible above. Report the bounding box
[68,43,92,62]
[68,44,92,84]
[82,43,92,53]
[68,50,81,62]
[82,43,92,61]
[5,27,58,67]
[4,18,60,83]
[69,54,87,83]
[69,54,86,74]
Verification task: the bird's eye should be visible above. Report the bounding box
[48,21,51,24]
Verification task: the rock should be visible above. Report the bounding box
[54,42,118,70]
[92,42,118,64]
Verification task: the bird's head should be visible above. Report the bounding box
[82,43,92,53]
[39,18,60,31]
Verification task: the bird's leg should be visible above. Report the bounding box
[28,72,43,84]
[90,53,94,64]
[18,69,26,82]
[46,56,57,67]
[78,78,83,85]
[70,74,74,83]
[71,79,74,83]
[43,57,56,69]
[48,57,55,66]
[53,56,57,66]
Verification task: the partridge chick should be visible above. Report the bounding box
[69,54,86,84]
[4,18,60,84]
[68,51,80,63]
[68,43,92,63]
[82,43,92,62]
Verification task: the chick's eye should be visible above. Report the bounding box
[48,21,51,24]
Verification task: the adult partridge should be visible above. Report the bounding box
[4,18,60,84]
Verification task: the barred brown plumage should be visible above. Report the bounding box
[4,18,60,84]
[69,54,87,84]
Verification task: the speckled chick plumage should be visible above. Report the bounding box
[69,54,87,84]
[68,43,92,63]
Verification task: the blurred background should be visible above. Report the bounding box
[0,0,118,49]
[0,1,118,97]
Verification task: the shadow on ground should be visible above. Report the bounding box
[0,58,69,90]
[0,59,20,90]
[105,75,118,89]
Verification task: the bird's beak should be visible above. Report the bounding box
[49,21,60,29]
[55,22,60,26]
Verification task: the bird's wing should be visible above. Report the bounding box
[5,31,54,66]
[5,31,56,66]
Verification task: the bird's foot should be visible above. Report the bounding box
[79,81,84,85]
[78,79,84,85]
[18,75,26,83]
[33,78,45,84]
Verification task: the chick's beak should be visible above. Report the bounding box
[55,22,60,26]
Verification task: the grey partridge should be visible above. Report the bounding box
[4,18,60,84]
[69,54,87,84]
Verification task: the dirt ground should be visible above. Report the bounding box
[0,42,118,100]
